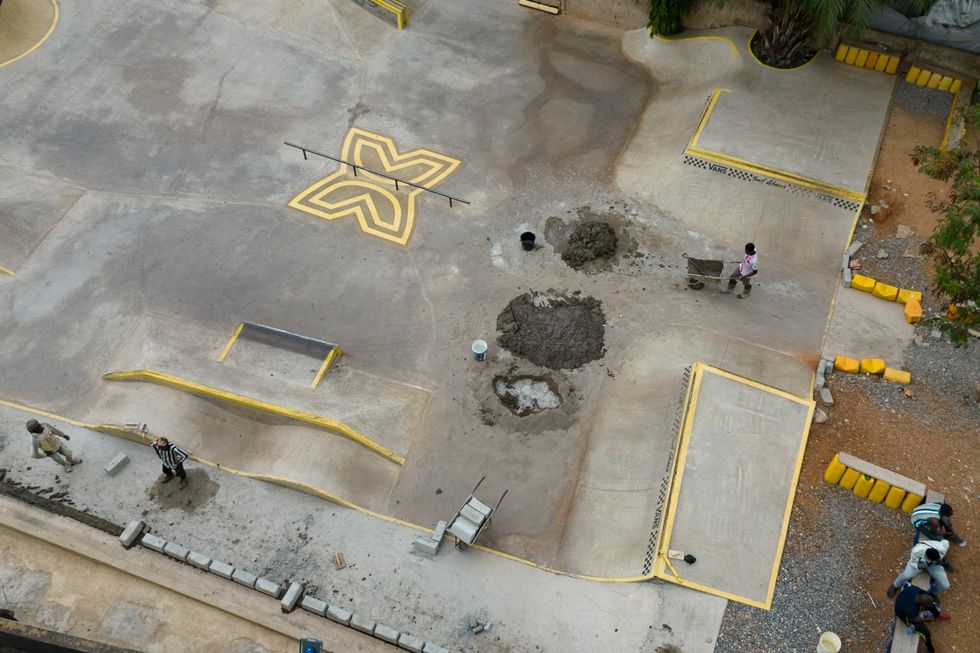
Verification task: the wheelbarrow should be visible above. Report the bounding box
[447,476,508,550]
[683,253,727,291]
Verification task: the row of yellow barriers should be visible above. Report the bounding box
[834,44,899,74]
[905,65,964,94]
[850,273,922,324]
[825,453,923,512]
[833,355,911,384]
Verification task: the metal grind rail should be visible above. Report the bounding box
[283,141,470,208]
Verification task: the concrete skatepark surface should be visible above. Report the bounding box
[0,0,897,649]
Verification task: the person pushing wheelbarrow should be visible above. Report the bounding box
[724,243,758,299]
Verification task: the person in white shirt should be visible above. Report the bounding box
[726,243,759,298]
[887,539,951,598]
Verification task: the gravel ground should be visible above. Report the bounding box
[714,482,907,653]
[894,82,954,118]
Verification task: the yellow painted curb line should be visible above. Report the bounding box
[0,266,14,277]
[369,0,408,29]
[654,33,741,59]
[311,347,342,389]
[0,0,59,70]
[940,88,961,151]
[0,397,665,583]
[216,322,244,361]
[102,369,405,465]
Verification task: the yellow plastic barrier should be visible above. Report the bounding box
[869,479,890,503]
[839,467,861,490]
[845,48,858,65]
[904,300,922,325]
[853,50,869,67]
[883,368,912,385]
[927,72,942,89]
[853,474,875,498]
[874,56,888,73]
[834,356,860,374]
[897,288,922,304]
[872,281,899,301]
[916,69,931,86]
[885,486,907,509]
[860,358,886,375]
[835,44,848,61]
[885,57,899,74]
[905,66,921,83]
[950,79,961,93]
[938,76,952,91]
[851,274,876,293]
[865,52,879,69]
[824,454,847,484]
[901,492,923,513]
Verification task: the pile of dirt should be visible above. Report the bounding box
[493,375,562,416]
[562,221,617,269]
[496,291,605,369]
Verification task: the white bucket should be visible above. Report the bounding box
[471,339,488,362]
[817,631,841,653]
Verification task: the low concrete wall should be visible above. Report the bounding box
[685,0,769,31]
[563,0,647,29]
[859,27,980,82]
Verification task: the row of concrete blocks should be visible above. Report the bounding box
[118,521,450,653]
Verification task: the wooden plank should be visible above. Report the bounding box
[518,0,560,14]
[837,452,926,496]
[890,572,931,653]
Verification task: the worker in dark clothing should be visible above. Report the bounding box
[893,583,949,653]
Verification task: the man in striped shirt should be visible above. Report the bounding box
[912,502,966,547]
[151,437,189,488]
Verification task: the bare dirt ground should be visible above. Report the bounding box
[716,86,979,652]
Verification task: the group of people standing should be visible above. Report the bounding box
[888,501,967,653]
[27,419,190,487]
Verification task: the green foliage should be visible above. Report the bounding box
[647,0,694,36]
[752,1,813,67]
[912,103,980,346]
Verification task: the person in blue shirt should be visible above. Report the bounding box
[893,583,949,653]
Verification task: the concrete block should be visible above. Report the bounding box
[872,281,899,301]
[859,358,886,375]
[350,613,376,635]
[398,634,425,652]
[847,240,863,256]
[300,595,328,616]
[118,520,145,549]
[187,551,211,570]
[883,368,912,385]
[326,605,352,626]
[431,520,447,542]
[280,582,303,613]
[851,274,875,293]
[422,643,450,653]
[255,577,283,598]
[163,541,190,562]
[232,569,258,588]
[834,356,860,374]
[819,388,833,405]
[104,452,129,476]
[414,536,439,556]
[140,533,167,553]
[904,299,922,325]
[375,624,401,645]
[814,374,825,392]
[816,359,827,377]
[897,288,922,305]
[209,560,235,579]
[842,267,853,287]
[841,253,850,272]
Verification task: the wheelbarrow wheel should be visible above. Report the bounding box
[687,278,705,290]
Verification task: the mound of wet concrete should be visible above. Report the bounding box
[562,221,618,269]
[496,291,605,369]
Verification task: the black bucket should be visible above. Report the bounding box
[520,232,536,251]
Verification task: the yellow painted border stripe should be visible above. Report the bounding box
[310,347,342,388]
[0,266,14,277]
[368,0,408,29]
[0,396,670,583]
[102,369,406,464]
[686,88,866,202]
[654,33,741,59]
[939,89,961,152]
[217,322,244,361]
[0,0,59,70]
[653,362,814,609]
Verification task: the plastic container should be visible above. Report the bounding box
[824,454,847,484]
[885,486,906,509]
[471,339,488,362]
[868,479,890,503]
[838,467,860,490]
[817,631,841,653]
[853,474,875,498]
[520,232,536,251]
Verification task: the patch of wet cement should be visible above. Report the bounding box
[497,290,605,370]
[146,468,218,513]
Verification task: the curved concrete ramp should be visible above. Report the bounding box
[86,378,401,513]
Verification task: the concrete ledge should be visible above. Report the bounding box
[375,623,400,644]
[351,614,376,635]
[163,541,190,562]
[300,595,328,617]
[118,520,145,549]
[232,568,258,588]
[209,560,235,579]
[280,582,303,613]
[327,605,352,626]
[187,551,212,570]
[255,577,283,598]
[140,533,167,553]
[838,452,926,496]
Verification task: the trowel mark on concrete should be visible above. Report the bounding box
[147,468,218,513]
[99,602,164,646]
[494,375,562,416]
